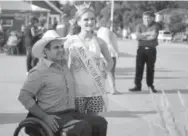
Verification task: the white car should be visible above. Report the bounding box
[130,33,137,40]
[158,30,172,41]
[173,33,187,42]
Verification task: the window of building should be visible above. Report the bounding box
[1,19,13,27]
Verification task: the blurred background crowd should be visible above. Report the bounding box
[1,1,188,55]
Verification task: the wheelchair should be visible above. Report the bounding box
[13,113,67,136]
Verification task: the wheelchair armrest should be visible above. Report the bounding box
[19,117,54,136]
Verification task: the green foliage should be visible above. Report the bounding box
[168,23,186,36]
[120,1,178,32]
[54,1,178,33]
[170,15,182,24]
[167,11,188,36]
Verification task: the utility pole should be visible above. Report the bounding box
[110,0,114,31]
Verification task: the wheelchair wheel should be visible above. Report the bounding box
[13,117,54,136]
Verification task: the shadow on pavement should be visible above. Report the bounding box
[114,89,188,95]
[116,67,135,76]
[155,68,185,73]
[99,110,157,118]
[159,89,188,94]
[0,110,157,125]
[0,113,27,124]
[118,52,135,58]
[115,67,184,77]
[116,76,188,80]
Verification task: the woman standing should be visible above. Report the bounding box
[97,18,120,95]
[64,4,113,115]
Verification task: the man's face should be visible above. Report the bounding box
[44,40,65,62]
[143,15,153,26]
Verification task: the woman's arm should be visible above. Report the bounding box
[97,37,113,72]
[110,32,119,56]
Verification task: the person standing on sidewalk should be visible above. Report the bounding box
[24,16,42,73]
[129,11,159,93]
[97,18,120,95]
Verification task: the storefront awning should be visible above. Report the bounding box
[31,4,50,12]
[0,1,49,12]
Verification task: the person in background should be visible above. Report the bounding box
[6,31,19,55]
[38,19,47,34]
[56,13,71,37]
[129,11,159,93]
[24,16,42,74]
[97,18,120,95]
[21,24,25,35]
[53,22,58,30]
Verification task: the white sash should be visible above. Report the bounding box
[74,36,108,112]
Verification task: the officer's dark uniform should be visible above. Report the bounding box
[129,12,159,93]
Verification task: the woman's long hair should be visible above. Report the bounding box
[69,21,81,35]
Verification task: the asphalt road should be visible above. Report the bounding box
[0,39,188,136]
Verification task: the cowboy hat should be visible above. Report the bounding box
[32,30,67,58]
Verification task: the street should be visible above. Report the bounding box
[0,39,188,136]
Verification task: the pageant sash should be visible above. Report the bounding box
[74,36,108,111]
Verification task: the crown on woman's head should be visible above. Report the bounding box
[74,2,92,12]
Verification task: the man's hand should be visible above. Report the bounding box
[43,114,61,132]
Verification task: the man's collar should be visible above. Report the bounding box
[41,58,54,68]
[41,58,67,69]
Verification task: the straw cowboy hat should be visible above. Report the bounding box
[32,30,67,58]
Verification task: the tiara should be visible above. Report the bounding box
[74,2,92,12]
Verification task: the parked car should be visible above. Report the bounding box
[173,33,187,42]
[158,30,172,42]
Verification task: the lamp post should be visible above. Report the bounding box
[0,4,1,14]
[110,0,114,31]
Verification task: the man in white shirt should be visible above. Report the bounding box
[97,18,120,94]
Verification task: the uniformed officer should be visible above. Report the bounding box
[129,11,159,93]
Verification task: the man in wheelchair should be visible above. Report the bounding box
[18,30,108,136]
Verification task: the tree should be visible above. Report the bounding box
[51,1,179,34]
[168,15,186,37]
[119,1,178,32]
